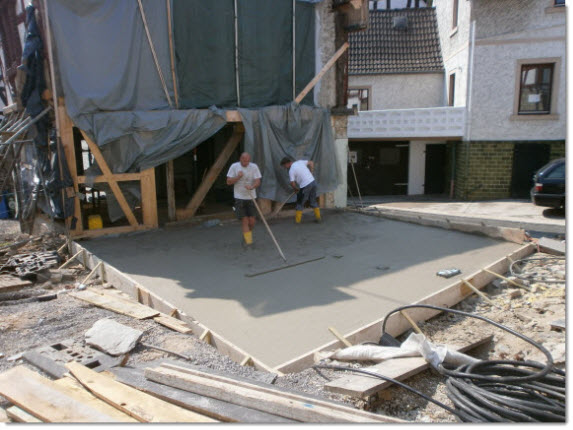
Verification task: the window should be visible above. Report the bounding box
[554,0,565,6]
[369,0,428,10]
[452,0,459,29]
[347,88,370,111]
[448,73,455,106]
[546,163,565,179]
[518,64,554,114]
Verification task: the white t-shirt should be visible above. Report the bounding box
[289,160,314,188]
[227,161,262,200]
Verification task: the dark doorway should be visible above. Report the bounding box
[348,141,409,196]
[510,143,550,198]
[424,144,447,194]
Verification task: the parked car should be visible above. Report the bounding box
[530,158,565,209]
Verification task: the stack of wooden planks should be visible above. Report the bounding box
[0,359,402,423]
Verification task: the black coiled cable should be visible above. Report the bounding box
[315,304,565,422]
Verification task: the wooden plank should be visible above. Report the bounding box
[295,41,349,104]
[69,289,159,320]
[22,350,68,379]
[145,365,401,423]
[65,362,217,423]
[166,160,176,222]
[276,243,536,373]
[0,366,122,422]
[6,407,43,423]
[53,377,138,422]
[325,334,493,399]
[141,167,158,228]
[154,314,193,334]
[111,366,293,423]
[225,110,242,122]
[79,130,139,226]
[0,275,32,293]
[178,126,243,220]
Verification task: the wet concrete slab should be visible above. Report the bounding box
[82,211,521,369]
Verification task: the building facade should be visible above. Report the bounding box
[347,0,566,200]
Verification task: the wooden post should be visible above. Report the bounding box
[177,126,243,220]
[79,131,139,227]
[140,167,158,228]
[166,160,176,222]
[57,103,83,234]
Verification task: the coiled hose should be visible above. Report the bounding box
[314,304,565,422]
[509,256,566,284]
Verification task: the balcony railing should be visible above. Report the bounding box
[347,106,466,139]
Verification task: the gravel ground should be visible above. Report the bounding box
[0,225,566,423]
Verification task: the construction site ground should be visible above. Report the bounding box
[0,200,566,423]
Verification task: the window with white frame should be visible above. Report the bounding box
[518,63,554,114]
[347,88,370,111]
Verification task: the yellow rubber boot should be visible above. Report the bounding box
[295,210,302,224]
[313,207,321,222]
[243,231,253,245]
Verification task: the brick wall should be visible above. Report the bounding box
[455,140,565,200]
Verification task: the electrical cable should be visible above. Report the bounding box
[317,304,565,422]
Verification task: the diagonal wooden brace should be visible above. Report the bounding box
[79,131,139,226]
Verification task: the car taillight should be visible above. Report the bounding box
[535,183,543,192]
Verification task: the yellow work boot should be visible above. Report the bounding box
[243,231,253,245]
[313,207,321,223]
[295,210,302,224]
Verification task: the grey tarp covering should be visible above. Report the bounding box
[239,103,341,204]
[49,0,174,118]
[174,0,316,109]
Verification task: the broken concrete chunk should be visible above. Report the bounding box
[85,318,143,356]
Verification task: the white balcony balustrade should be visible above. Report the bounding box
[347,106,466,139]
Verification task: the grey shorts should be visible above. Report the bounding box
[296,181,318,210]
[234,199,256,219]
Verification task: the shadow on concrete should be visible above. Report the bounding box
[82,211,516,320]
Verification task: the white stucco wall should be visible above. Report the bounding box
[348,73,444,110]
[434,0,472,108]
[408,141,426,195]
[468,0,566,141]
[315,1,337,108]
[333,138,348,207]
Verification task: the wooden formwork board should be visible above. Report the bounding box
[70,242,279,375]
[274,242,536,374]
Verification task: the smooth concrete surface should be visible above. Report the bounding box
[83,211,521,368]
[349,197,566,234]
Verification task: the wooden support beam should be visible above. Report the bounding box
[295,41,349,104]
[77,173,142,183]
[399,311,423,335]
[57,103,83,234]
[79,131,139,227]
[483,268,530,290]
[140,167,158,228]
[177,126,243,220]
[166,160,176,222]
[461,279,498,307]
[328,327,352,348]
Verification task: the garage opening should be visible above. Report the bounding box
[348,141,409,196]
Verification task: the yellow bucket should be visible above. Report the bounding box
[88,214,103,230]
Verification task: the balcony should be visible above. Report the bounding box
[347,106,466,139]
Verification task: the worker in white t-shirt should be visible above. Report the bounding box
[226,152,262,246]
[280,156,321,223]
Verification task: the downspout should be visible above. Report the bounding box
[463,19,476,199]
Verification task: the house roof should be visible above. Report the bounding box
[349,7,444,75]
